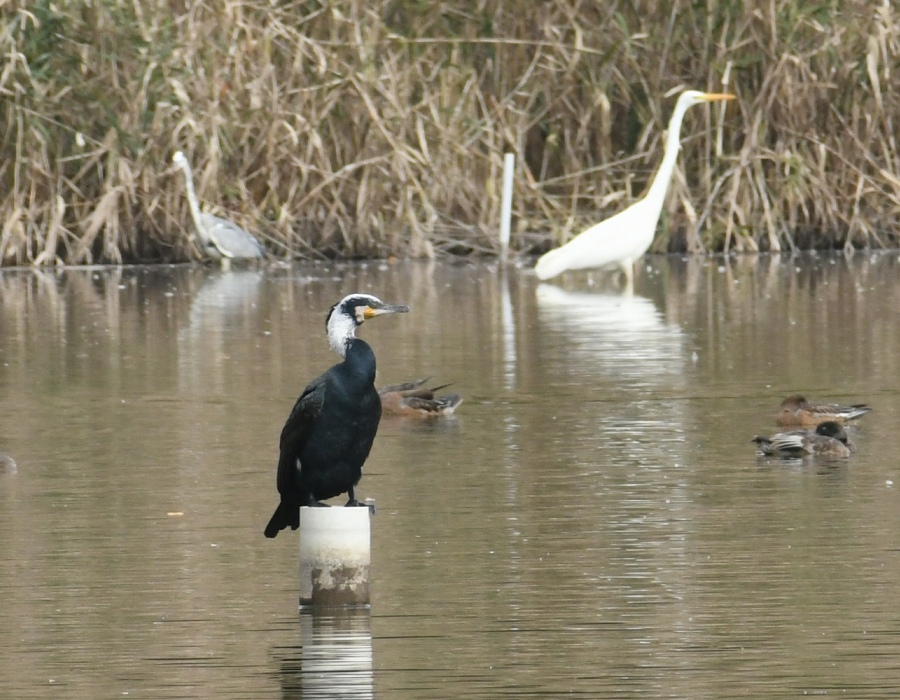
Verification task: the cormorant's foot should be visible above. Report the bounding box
[345,499,376,515]
[311,500,330,508]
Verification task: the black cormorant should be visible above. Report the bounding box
[264,293,409,538]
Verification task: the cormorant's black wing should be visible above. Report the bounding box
[276,375,326,496]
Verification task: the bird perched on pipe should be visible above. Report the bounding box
[264,294,409,538]
[752,421,854,459]
[172,151,265,263]
[379,378,463,418]
[776,394,872,427]
[534,89,735,285]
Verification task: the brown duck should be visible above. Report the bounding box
[776,394,872,427]
[379,378,463,418]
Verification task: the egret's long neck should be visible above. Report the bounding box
[178,162,207,240]
[645,100,692,209]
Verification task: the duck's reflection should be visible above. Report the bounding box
[279,610,373,699]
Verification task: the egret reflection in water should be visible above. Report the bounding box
[535,283,687,383]
[534,283,691,471]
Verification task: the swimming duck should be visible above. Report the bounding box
[776,395,872,427]
[379,378,463,418]
[0,454,17,474]
[752,420,853,459]
[264,293,409,538]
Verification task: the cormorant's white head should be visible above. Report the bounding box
[326,293,410,356]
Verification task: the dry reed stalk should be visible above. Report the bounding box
[0,0,899,267]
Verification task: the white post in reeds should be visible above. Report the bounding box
[299,506,372,608]
[499,152,515,264]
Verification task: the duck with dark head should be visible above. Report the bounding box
[753,420,854,459]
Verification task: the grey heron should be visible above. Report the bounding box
[172,150,265,262]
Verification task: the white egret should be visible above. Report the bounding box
[172,151,265,262]
[534,90,735,284]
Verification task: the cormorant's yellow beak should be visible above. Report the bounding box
[363,303,410,320]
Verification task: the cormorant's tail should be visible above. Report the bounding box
[264,500,300,538]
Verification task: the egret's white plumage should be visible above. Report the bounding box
[534,90,735,284]
[172,151,265,261]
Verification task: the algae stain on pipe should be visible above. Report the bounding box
[299,506,372,608]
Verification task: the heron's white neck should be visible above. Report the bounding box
[327,313,357,357]
[644,96,695,214]
[176,161,209,244]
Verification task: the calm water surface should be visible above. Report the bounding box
[1,254,899,698]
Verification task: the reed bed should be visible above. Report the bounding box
[1,0,899,266]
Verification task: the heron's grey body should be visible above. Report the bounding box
[198,212,265,260]
[172,151,265,261]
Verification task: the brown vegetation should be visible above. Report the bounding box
[1,0,899,266]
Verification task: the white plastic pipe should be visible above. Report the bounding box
[299,506,371,607]
[499,152,515,262]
